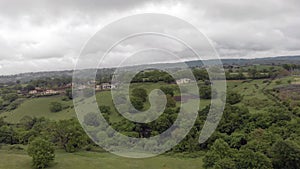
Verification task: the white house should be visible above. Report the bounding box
[176,78,195,84]
[101,83,117,90]
[29,90,38,94]
[44,89,58,95]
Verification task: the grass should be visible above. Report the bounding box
[226,79,277,113]
[0,96,76,123]
[0,150,204,169]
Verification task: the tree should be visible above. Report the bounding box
[2,93,18,102]
[99,105,111,115]
[24,84,35,91]
[160,86,175,97]
[218,104,250,134]
[203,139,236,169]
[270,140,300,169]
[0,99,3,110]
[248,68,258,78]
[49,102,62,112]
[27,137,55,169]
[227,91,242,104]
[131,97,144,111]
[65,89,72,99]
[84,112,100,127]
[132,88,147,102]
[166,95,176,108]
[199,85,215,99]
[236,149,272,169]
[53,119,87,152]
[0,125,18,144]
[193,68,209,80]
[214,158,236,169]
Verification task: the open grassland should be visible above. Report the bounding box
[0,150,203,169]
[0,96,76,123]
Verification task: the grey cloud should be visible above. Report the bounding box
[0,0,300,75]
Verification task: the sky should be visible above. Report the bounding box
[0,0,300,75]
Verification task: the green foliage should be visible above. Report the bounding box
[166,95,176,108]
[218,104,250,134]
[24,84,35,91]
[131,97,144,111]
[160,86,175,97]
[132,87,147,102]
[270,140,300,169]
[65,89,72,99]
[27,137,55,169]
[203,139,236,169]
[199,85,213,99]
[243,128,279,154]
[132,70,174,83]
[83,112,100,127]
[193,68,209,80]
[0,125,18,144]
[49,102,62,112]
[0,99,3,109]
[99,105,111,115]
[204,139,272,169]
[236,149,272,169]
[214,158,236,169]
[226,91,242,104]
[2,93,18,102]
[248,68,258,78]
[53,119,87,153]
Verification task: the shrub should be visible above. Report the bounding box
[27,137,55,169]
[49,102,62,112]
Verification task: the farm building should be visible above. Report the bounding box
[176,78,195,84]
[101,83,117,90]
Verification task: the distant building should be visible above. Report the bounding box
[176,78,195,84]
[29,90,38,94]
[101,83,117,90]
[95,85,102,91]
[44,89,58,95]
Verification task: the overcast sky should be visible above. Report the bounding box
[0,0,300,75]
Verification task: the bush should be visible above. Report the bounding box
[131,97,144,111]
[227,91,242,104]
[49,102,62,112]
[271,140,300,169]
[84,112,100,127]
[160,86,175,97]
[27,138,55,169]
[132,88,147,102]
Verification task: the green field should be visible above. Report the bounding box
[0,96,76,123]
[0,150,203,169]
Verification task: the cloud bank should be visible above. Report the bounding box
[0,0,300,75]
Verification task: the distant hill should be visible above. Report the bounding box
[185,55,300,67]
[1,55,300,83]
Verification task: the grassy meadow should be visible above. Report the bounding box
[0,149,203,169]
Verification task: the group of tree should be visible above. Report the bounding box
[0,117,90,169]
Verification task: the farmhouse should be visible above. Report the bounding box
[44,89,58,95]
[28,87,60,96]
[176,78,195,84]
[29,90,38,94]
[101,83,117,90]
[96,85,102,91]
